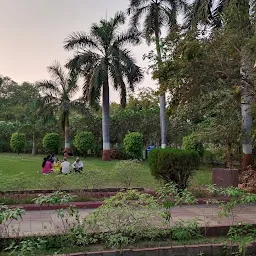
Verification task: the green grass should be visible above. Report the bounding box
[0,153,211,191]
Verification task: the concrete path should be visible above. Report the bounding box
[1,204,256,237]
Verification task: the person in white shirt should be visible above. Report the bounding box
[61,158,70,174]
[72,158,83,173]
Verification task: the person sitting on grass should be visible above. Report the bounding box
[42,157,52,175]
[52,158,61,173]
[72,157,83,173]
[61,157,70,174]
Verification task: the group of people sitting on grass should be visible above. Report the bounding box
[41,154,83,175]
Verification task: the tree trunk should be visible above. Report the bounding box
[241,47,253,171]
[226,143,232,169]
[155,32,167,149]
[31,132,36,156]
[64,114,71,153]
[102,80,111,161]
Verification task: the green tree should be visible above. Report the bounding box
[185,0,256,170]
[74,131,94,156]
[64,12,143,161]
[10,132,25,154]
[37,62,80,153]
[128,0,187,149]
[155,27,244,167]
[182,133,205,158]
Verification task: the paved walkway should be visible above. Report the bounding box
[1,204,256,237]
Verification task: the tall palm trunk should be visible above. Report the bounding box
[155,32,167,149]
[31,131,36,156]
[241,47,253,171]
[102,79,111,161]
[64,114,71,153]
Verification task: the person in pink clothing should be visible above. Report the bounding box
[42,157,52,174]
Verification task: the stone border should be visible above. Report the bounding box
[65,243,256,256]
[0,188,146,195]
[9,196,231,211]
[13,201,104,211]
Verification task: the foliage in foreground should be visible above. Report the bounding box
[3,186,256,255]
[149,148,200,189]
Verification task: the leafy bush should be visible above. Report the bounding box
[42,133,60,154]
[10,132,25,154]
[182,134,204,157]
[86,190,164,242]
[111,144,129,160]
[171,219,201,241]
[74,131,94,156]
[114,160,141,188]
[148,148,200,190]
[123,132,143,159]
[0,121,19,152]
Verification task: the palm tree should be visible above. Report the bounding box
[64,11,143,161]
[37,62,79,153]
[127,0,188,149]
[18,95,55,155]
[185,0,254,170]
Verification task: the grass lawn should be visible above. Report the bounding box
[0,153,211,191]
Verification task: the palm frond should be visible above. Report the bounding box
[47,61,67,90]
[41,93,60,106]
[113,29,141,47]
[129,6,149,29]
[66,51,101,72]
[112,11,126,28]
[66,69,79,98]
[64,32,98,51]
[183,0,214,29]
[37,80,61,96]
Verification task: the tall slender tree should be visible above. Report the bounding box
[185,0,256,170]
[127,0,188,148]
[64,11,143,161]
[37,62,79,153]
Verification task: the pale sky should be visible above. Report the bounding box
[0,0,156,102]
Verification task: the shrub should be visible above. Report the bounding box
[10,132,25,154]
[42,133,60,154]
[114,160,141,188]
[123,132,143,159]
[182,134,204,157]
[74,131,94,156]
[111,144,129,160]
[148,148,200,190]
[0,121,19,152]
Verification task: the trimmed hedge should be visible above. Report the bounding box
[148,148,200,190]
[10,132,25,154]
[74,131,94,156]
[43,133,60,154]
